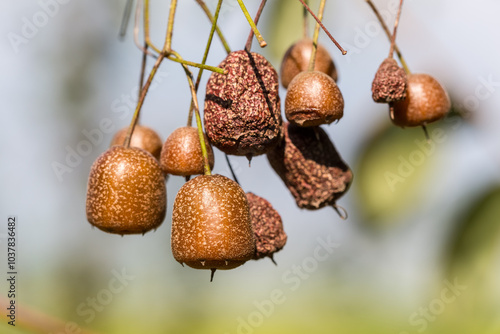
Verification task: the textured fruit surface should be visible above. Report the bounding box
[160,126,214,176]
[171,174,255,270]
[280,38,337,88]
[246,192,287,260]
[285,71,344,127]
[86,146,166,234]
[371,58,407,103]
[204,50,282,157]
[391,73,450,127]
[267,123,352,210]
[110,125,162,160]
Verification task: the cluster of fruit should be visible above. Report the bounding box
[85,0,450,280]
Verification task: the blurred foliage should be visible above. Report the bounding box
[353,111,464,227]
[445,186,500,281]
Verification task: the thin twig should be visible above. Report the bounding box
[188,0,225,126]
[308,0,326,72]
[236,0,267,47]
[388,0,404,58]
[298,0,346,55]
[244,0,267,52]
[365,0,410,73]
[194,0,232,54]
[164,0,178,52]
[124,53,166,148]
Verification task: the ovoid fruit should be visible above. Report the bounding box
[246,192,287,262]
[110,125,162,160]
[267,123,352,211]
[86,146,166,235]
[371,58,407,103]
[171,174,255,280]
[285,71,344,127]
[390,73,451,127]
[160,126,214,177]
[204,50,282,160]
[280,38,338,89]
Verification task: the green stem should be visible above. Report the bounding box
[244,0,267,52]
[308,0,326,72]
[365,0,410,74]
[138,42,148,100]
[164,0,178,52]
[299,0,346,55]
[194,0,232,54]
[124,53,166,148]
[236,0,267,47]
[144,0,162,54]
[188,0,225,126]
[182,65,212,176]
[167,55,227,74]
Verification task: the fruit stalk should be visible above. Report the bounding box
[183,67,212,175]
[188,0,225,126]
[298,0,346,55]
[236,0,267,47]
[244,0,267,52]
[365,0,410,74]
[194,0,231,54]
[388,0,404,59]
[164,0,178,53]
[124,52,166,148]
[308,0,326,72]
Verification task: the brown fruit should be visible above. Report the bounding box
[246,192,287,261]
[160,126,214,177]
[267,123,352,210]
[280,38,338,89]
[285,71,344,127]
[171,174,255,274]
[390,73,451,127]
[371,58,407,103]
[86,146,166,235]
[204,50,282,159]
[110,125,162,160]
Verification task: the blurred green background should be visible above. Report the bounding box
[1,0,499,333]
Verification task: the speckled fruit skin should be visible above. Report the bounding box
[160,126,214,176]
[86,146,166,235]
[171,174,255,270]
[246,192,287,260]
[280,38,337,89]
[204,50,282,157]
[391,73,451,127]
[267,123,352,210]
[110,125,163,160]
[285,71,344,127]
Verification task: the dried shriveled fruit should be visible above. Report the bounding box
[267,123,352,211]
[280,38,338,89]
[246,192,287,261]
[86,146,166,235]
[390,73,451,127]
[204,50,282,159]
[110,125,162,160]
[160,126,214,177]
[371,58,407,103]
[171,174,255,279]
[285,71,344,127]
